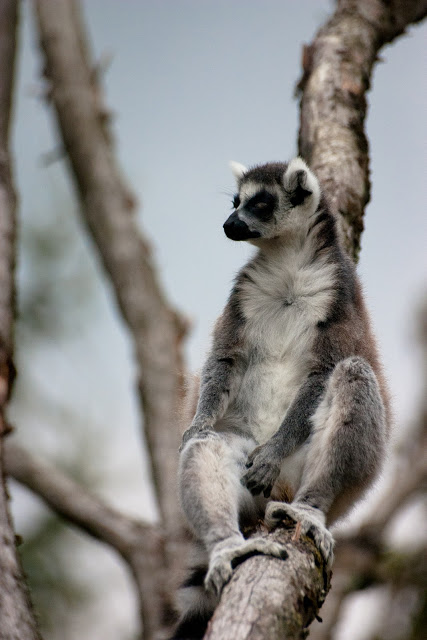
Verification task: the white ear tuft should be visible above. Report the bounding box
[283,157,321,212]
[230,161,248,181]
[283,157,311,184]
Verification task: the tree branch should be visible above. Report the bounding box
[205,528,329,640]
[0,2,41,638]
[33,0,187,554]
[5,440,167,640]
[206,2,427,638]
[298,0,427,259]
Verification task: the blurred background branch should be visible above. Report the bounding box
[0,1,41,637]
[34,0,188,557]
[5,440,165,640]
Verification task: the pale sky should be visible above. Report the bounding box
[9,2,427,639]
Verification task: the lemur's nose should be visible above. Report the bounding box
[223,212,260,241]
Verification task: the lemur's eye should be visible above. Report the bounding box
[246,190,277,220]
[232,194,241,209]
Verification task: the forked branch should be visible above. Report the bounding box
[206,2,427,638]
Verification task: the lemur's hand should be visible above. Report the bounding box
[241,441,282,498]
[179,422,216,452]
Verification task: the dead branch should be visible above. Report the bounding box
[205,528,329,640]
[5,440,166,640]
[0,2,42,638]
[33,1,187,559]
[298,0,427,259]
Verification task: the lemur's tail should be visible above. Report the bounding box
[170,561,217,640]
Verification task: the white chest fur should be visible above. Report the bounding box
[225,243,336,444]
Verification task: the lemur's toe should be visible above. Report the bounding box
[265,501,335,566]
[204,558,233,596]
[205,536,288,596]
[265,501,298,527]
[237,537,288,564]
[307,525,334,566]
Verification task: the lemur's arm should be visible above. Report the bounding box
[180,355,239,449]
[242,370,330,496]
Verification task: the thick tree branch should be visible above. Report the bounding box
[33,0,187,556]
[205,528,329,640]
[5,440,167,640]
[206,3,427,639]
[298,0,427,259]
[0,2,41,638]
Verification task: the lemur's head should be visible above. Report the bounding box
[224,158,321,243]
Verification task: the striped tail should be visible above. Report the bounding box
[170,562,217,640]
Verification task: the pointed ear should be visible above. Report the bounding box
[230,161,248,182]
[283,157,310,189]
[283,157,320,211]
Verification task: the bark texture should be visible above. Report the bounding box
[0,2,41,639]
[205,529,329,640]
[298,0,427,259]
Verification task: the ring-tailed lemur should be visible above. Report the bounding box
[172,158,390,640]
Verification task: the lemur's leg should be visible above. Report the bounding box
[180,432,288,595]
[266,356,387,565]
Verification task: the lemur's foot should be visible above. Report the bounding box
[265,501,334,566]
[205,536,288,596]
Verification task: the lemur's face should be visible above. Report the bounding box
[223,182,280,242]
[223,159,320,243]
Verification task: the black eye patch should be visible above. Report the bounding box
[245,190,276,221]
[232,194,241,209]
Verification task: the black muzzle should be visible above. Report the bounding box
[223,212,261,241]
